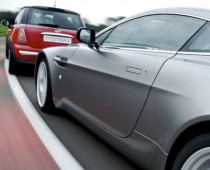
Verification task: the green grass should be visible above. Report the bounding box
[0,24,8,36]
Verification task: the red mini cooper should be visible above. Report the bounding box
[1,6,85,74]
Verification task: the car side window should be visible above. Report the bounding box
[181,22,210,52]
[102,15,205,51]
[15,9,25,24]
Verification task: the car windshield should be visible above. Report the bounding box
[28,8,84,30]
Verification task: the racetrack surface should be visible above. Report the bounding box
[0,37,59,170]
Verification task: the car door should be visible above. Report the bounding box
[59,14,205,137]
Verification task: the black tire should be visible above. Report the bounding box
[8,50,17,74]
[36,58,55,112]
[6,46,9,59]
[172,133,210,170]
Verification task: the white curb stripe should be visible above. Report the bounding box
[4,59,84,170]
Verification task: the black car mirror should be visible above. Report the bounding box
[76,27,96,44]
[1,19,9,27]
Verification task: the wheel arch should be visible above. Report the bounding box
[165,121,210,169]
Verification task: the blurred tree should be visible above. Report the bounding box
[105,16,125,25]
[0,10,17,25]
[0,10,125,32]
[83,16,125,33]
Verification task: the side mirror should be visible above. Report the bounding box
[76,27,96,44]
[1,19,9,27]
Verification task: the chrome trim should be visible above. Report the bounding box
[177,51,210,56]
[140,12,210,21]
[101,45,177,54]
[41,32,73,38]
[100,47,210,56]
[134,130,168,156]
[19,51,38,56]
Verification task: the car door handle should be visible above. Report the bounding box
[53,55,68,67]
[126,66,142,75]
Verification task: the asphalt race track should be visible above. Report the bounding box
[0,38,59,170]
[0,37,140,170]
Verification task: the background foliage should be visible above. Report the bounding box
[0,24,8,36]
[84,16,125,32]
[0,10,125,36]
[0,10,17,36]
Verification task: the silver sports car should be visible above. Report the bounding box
[35,8,210,170]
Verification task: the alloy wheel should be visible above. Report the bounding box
[37,61,48,108]
[181,147,210,170]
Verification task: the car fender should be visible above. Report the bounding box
[35,45,79,88]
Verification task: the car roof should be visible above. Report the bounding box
[123,7,210,25]
[135,7,210,21]
[97,7,210,36]
[20,6,80,15]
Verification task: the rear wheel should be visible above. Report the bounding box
[36,58,54,112]
[6,46,9,59]
[172,133,210,170]
[8,49,18,74]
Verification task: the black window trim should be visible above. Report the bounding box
[22,7,30,24]
[180,21,210,53]
[96,28,114,45]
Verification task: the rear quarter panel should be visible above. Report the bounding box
[135,53,210,153]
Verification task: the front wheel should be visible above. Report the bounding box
[36,59,54,112]
[172,133,210,170]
